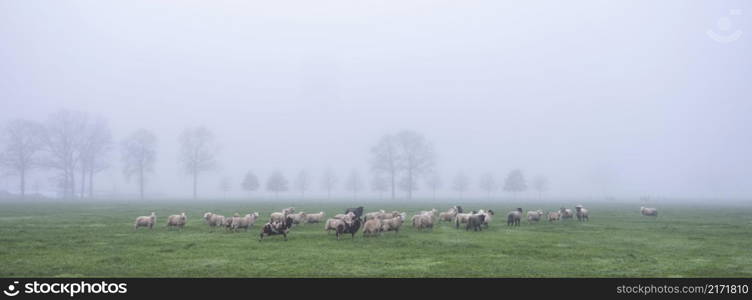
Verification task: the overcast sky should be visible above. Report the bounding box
[0,0,750,200]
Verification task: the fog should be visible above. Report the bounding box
[1,1,750,201]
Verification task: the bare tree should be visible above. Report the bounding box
[398,175,417,197]
[0,119,45,198]
[370,134,398,200]
[532,175,549,201]
[452,172,469,200]
[479,172,499,200]
[219,177,231,199]
[394,130,434,200]
[503,169,527,200]
[425,174,442,201]
[294,169,310,198]
[370,176,388,200]
[78,117,112,198]
[241,171,260,198]
[345,169,363,199]
[179,126,219,200]
[121,129,157,200]
[43,110,88,199]
[320,169,337,200]
[266,171,288,200]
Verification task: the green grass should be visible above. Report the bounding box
[0,200,751,277]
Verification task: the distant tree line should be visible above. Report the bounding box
[0,110,551,201]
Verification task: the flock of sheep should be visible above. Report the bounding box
[133,205,659,241]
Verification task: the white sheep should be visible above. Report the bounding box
[288,212,307,225]
[305,212,325,224]
[231,212,259,231]
[575,205,589,222]
[438,206,460,222]
[166,212,187,230]
[363,218,383,237]
[527,210,544,223]
[270,207,296,223]
[380,215,405,233]
[559,207,574,219]
[325,218,344,234]
[203,212,226,230]
[640,206,658,217]
[455,212,479,229]
[364,210,385,221]
[412,213,434,230]
[134,212,156,229]
[223,214,238,231]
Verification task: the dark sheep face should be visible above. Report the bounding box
[346,207,364,218]
[283,216,294,229]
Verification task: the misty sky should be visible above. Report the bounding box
[1,1,750,200]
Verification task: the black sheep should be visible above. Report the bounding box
[466,214,486,231]
[259,216,294,241]
[507,208,523,226]
[345,206,364,218]
[335,216,362,240]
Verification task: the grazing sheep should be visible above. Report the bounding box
[289,212,307,225]
[438,211,455,222]
[417,208,438,219]
[479,209,494,228]
[259,216,294,241]
[204,212,228,231]
[333,214,347,220]
[412,213,434,230]
[364,209,400,221]
[305,212,325,224]
[221,213,241,231]
[507,208,522,226]
[166,212,187,230]
[575,205,589,222]
[640,206,658,217]
[438,206,463,222]
[380,215,405,234]
[527,210,544,223]
[269,207,296,223]
[547,211,561,222]
[412,208,438,227]
[214,215,226,229]
[559,207,574,219]
[231,212,259,231]
[364,210,386,221]
[454,212,474,229]
[466,214,486,231]
[269,212,284,223]
[325,218,343,234]
[134,212,156,229]
[334,212,362,240]
[363,218,383,237]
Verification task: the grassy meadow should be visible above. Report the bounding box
[0,199,751,277]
